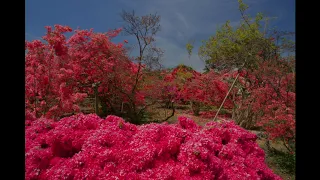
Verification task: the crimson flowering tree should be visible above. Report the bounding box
[163,65,198,100]
[179,74,205,116]
[161,65,233,117]
[132,69,180,122]
[26,114,282,179]
[252,62,295,153]
[25,25,86,119]
[139,69,170,104]
[162,65,202,114]
[25,25,146,122]
[168,67,232,118]
[181,70,233,109]
[65,27,144,121]
[230,59,295,153]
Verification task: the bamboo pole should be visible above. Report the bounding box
[213,72,240,121]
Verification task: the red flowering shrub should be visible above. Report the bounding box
[25,25,142,121]
[229,60,295,153]
[181,70,232,109]
[26,114,281,179]
[163,65,201,103]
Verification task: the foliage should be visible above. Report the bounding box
[268,149,295,175]
[163,65,200,103]
[229,59,295,153]
[25,25,147,123]
[25,2,295,179]
[196,0,295,154]
[186,40,195,59]
[180,70,232,116]
[26,114,282,180]
[198,0,279,71]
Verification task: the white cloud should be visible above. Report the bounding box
[175,12,189,29]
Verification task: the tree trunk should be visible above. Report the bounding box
[191,101,200,116]
[94,85,99,115]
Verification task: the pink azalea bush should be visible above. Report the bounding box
[25,114,281,180]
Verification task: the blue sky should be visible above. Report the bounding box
[26,0,295,72]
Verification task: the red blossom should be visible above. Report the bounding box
[25,114,282,180]
[25,25,143,120]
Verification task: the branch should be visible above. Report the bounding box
[239,8,251,29]
[159,101,175,122]
[148,102,175,123]
[282,137,294,153]
[137,100,158,116]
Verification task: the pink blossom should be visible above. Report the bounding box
[25,114,282,180]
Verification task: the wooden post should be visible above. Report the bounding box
[213,57,248,121]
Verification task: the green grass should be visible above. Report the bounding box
[256,139,295,180]
[268,149,295,175]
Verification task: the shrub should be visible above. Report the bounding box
[25,114,281,179]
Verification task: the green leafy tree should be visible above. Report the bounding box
[186,40,195,59]
[198,0,277,71]
[198,0,295,125]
